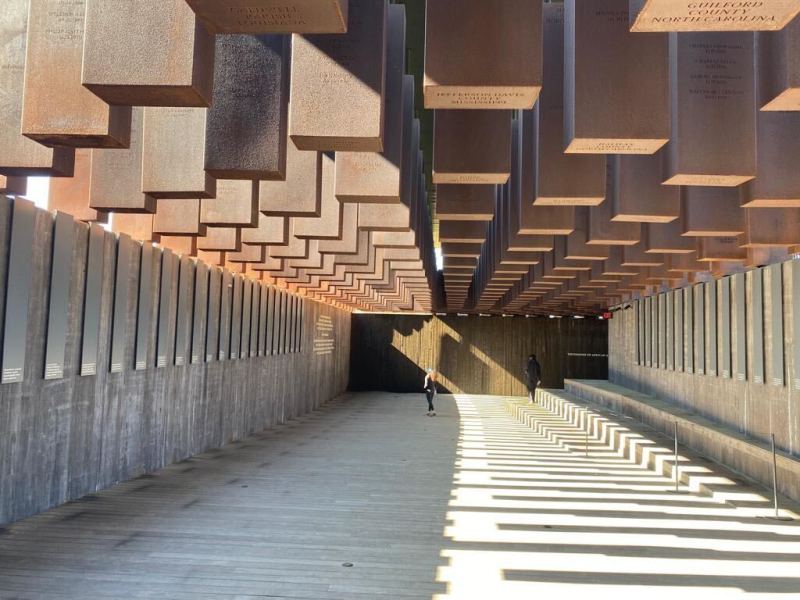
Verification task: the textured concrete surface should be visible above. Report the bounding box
[2,393,799,599]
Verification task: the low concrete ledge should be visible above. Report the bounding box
[565,379,800,504]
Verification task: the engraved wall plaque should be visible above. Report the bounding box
[665,32,756,186]
[1,198,36,384]
[637,298,644,364]
[142,108,216,199]
[751,267,765,383]
[218,269,233,360]
[660,293,668,368]
[250,282,261,357]
[720,276,732,377]
[733,271,747,380]
[706,280,718,376]
[432,110,511,184]
[192,261,208,364]
[240,278,252,358]
[0,0,75,176]
[685,285,694,373]
[201,180,259,227]
[258,284,268,356]
[644,296,652,366]
[110,234,134,374]
[758,16,800,110]
[276,290,286,354]
[424,0,542,109]
[675,287,684,371]
[82,0,214,107]
[287,294,295,353]
[534,4,606,205]
[667,291,674,370]
[90,108,155,213]
[174,256,194,366]
[612,152,679,222]
[135,244,156,370]
[81,225,105,376]
[156,250,177,368]
[44,211,75,380]
[206,266,221,362]
[565,0,669,154]
[185,0,348,34]
[22,0,131,148]
[230,274,243,359]
[260,144,322,216]
[694,283,705,374]
[289,0,387,151]
[49,150,108,224]
[768,262,785,385]
[792,261,800,389]
[206,34,289,179]
[632,0,800,32]
[652,292,659,367]
[266,286,276,355]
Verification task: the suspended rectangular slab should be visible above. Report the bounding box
[681,186,746,235]
[534,4,606,205]
[82,0,214,107]
[336,8,406,204]
[565,0,669,154]
[433,110,512,184]
[742,109,800,206]
[89,108,155,213]
[142,108,216,199]
[357,203,410,231]
[587,160,641,245]
[631,0,800,32]
[612,152,679,222]
[0,0,75,176]
[288,0,387,151]
[0,177,26,196]
[294,153,343,239]
[742,207,800,246]
[48,150,108,223]
[269,229,309,258]
[424,0,542,109]
[22,0,131,148]
[441,243,482,258]
[603,246,639,276]
[158,235,197,256]
[697,236,747,261]
[227,243,265,263]
[241,212,289,245]
[205,34,289,179]
[622,242,665,266]
[643,221,696,253]
[111,213,155,241]
[745,246,790,266]
[758,17,800,110]
[185,0,347,34]
[153,199,204,235]
[251,256,284,271]
[436,185,495,221]
[196,249,224,266]
[439,221,487,244]
[198,226,241,252]
[260,145,321,215]
[200,180,259,227]
[667,252,705,273]
[664,32,756,186]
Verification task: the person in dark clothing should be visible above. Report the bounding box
[525,354,542,404]
[423,368,438,416]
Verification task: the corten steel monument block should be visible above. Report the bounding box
[288,0,387,151]
[112,213,155,241]
[612,152,679,222]
[534,3,605,205]
[665,32,756,186]
[436,185,495,221]
[89,107,155,213]
[642,220,696,253]
[743,108,800,206]
[198,226,241,252]
[158,235,198,257]
[205,34,289,179]
[743,207,800,246]
[696,236,747,261]
[200,180,259,227]
[0,0,75,176]
[241,212,289,245]
[565,0,669,154]
[335,6,406,203]
[82,0,215,107]
[0,176,26,196]
[142,107,216,199]
[295,152,343,239]
[424,0,542,109]
[48,149,108,223]
[681,186,746,236]
[185,0,347,34]
[260,144,321,215]
[758,16,800,110]
[153,199,205,235]
[22,0,131,148]
[433,110,511,184]
[630,0,800,32]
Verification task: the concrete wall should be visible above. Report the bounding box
[0,198,351,526]
[609,260,800,460]
[350,314,608,395]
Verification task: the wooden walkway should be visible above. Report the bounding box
[1,392,800,599]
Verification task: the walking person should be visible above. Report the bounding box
[423,368,438,416]
[524,354,542,404]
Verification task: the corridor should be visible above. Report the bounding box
[0,393,799,599]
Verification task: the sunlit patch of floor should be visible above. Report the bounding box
[434,395,800,599]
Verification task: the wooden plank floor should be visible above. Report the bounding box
[1,392,800,599]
